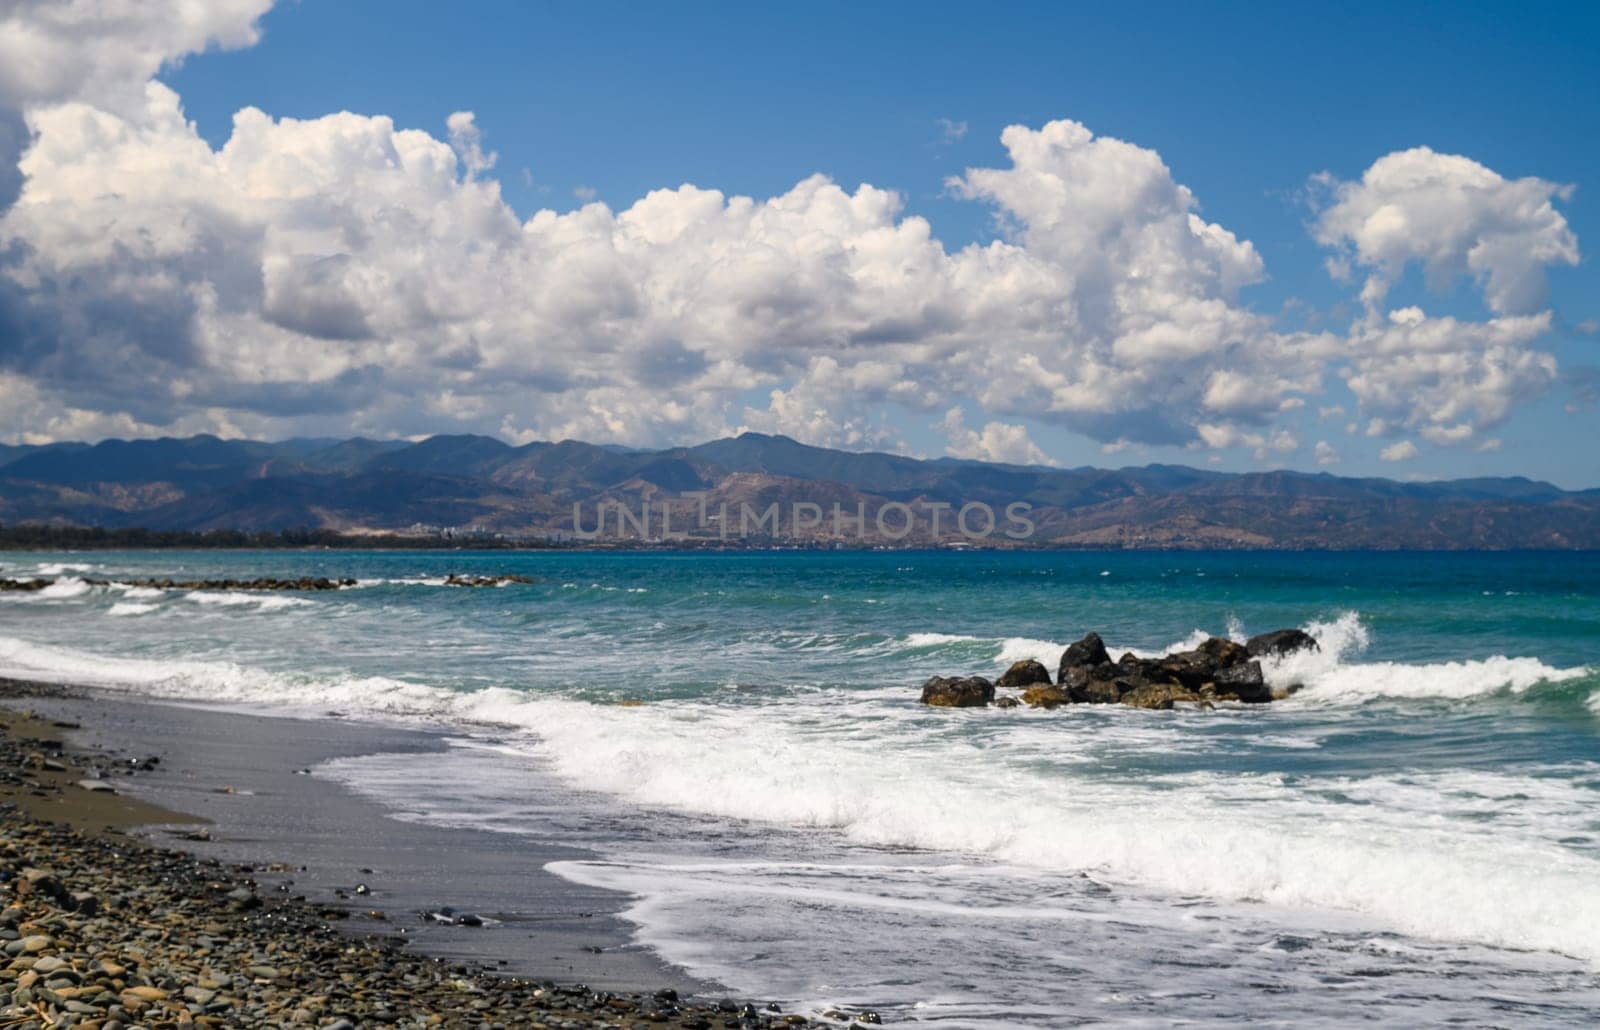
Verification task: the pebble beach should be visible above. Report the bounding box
[0,690,838,1030]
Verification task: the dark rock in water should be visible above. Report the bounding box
[996,659,1052,688]
[1058,632,1111,674]
[993,695,1022,709]
[443,573,537,588]
[1069,676,1128,705]
[921,626,1302,710]
[1120,682,1203,710]
[1247,628,1320,658]
[80,575,357,591]
[1158,650,1220,689]
[0,578,50,592]
[919,676,994,708]
[1052,663,1123,703]
[1197,636,1250,668]
[1114,653,1176,683]
[1212,659,1272,703]
[1021,684,1070,708]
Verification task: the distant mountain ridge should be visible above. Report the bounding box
[1,432,1596,549]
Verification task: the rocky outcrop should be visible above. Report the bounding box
[1198,636,1250,667]
[1057,632,1111,682]
[919,676,995,708]
[1057,664,1122,704]
[91,577,356,591]
[4,576,359,592]
[996,659,1052,688]
[1120,682,1206,710]
[922,628,1313,712]
[442,574,537,587]
[1021,684,1071,708]
[1213,660,1272,703]
[1246,629,1319,658]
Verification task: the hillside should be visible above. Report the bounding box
[1,433,1596,549]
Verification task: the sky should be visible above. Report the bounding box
[0,1,1597,485]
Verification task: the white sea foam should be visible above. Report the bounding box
[36,562,94,576]
[900,632,981,648]
[351,576,449,587]
[895,615,1592,710]
[181,591,312,610]
[433,688,1600,964]
[116,586,165,599]
[38,577,91,599]
[0,636,441,715]
[994,637,1069,667]
[1,631,1596,966]
[107,602,158,617]
[897,632,1069,667]
[1268,611,1590,702]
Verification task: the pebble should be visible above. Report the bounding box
[0,700,845,1030]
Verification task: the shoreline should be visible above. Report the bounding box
[0,678,838,1028]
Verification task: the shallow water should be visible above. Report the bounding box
[2,550,1598,1025]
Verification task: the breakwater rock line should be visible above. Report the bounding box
[921,629,1319,710]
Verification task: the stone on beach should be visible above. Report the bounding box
[0,701,833,1030]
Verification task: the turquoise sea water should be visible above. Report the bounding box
[2,550,1598,1025]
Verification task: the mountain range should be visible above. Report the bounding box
[1,432,1597,549]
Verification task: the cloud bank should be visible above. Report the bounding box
[0,1,1582,467]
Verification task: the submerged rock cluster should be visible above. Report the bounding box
[921,629,1319,710]
[441,574,537,587]
[1,573,540,592]
[0,576,358,592]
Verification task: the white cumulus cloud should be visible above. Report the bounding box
[1380,439,1419,462]
[1314,147,1579,316]
[939,408,1055,466]
[0,1,1584,468]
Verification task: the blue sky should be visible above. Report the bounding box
[2,1,1597,484]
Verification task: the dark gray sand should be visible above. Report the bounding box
[0,685,710,995]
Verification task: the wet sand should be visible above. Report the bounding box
[0,678,710,996]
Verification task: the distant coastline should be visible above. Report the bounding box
[2,524,1598,553]
[4,431,1599,550]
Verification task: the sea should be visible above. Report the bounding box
[2,549,1598,1026]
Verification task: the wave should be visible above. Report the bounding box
[107,602,158,617]
[0,630,1595,965]
[1268,612,1591,703]
[351,576,449,588]
[894,613,1591,708]
[181,591,313,610]
[37,576,93,599]
[0,635,446,716]
[35,562,95,576]
[455,692,1600,964]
